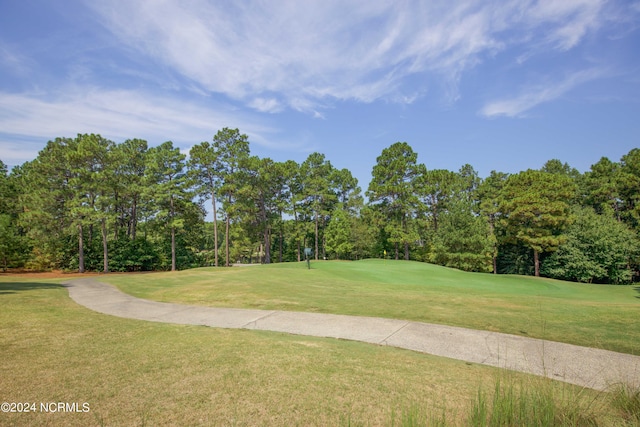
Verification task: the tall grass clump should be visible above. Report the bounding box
[609,383,640,425]
[335,381,637,426]
[470,375,601,427]
[388,403,448,427]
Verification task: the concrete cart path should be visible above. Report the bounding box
[65,278,640,391]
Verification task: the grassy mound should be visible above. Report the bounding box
[104,259,640,354]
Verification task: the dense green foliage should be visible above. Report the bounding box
[499,169,576,277]
[2,132,639,283]
[541,207,638,284]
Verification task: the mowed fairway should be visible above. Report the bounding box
[105,259,640,355]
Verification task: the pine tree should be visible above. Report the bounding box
[212,128,250,266]
[367,142,421,260]
[325,205,354,260]
[146,141,189,271]
[500,169,576,276]
[188,141,222,266]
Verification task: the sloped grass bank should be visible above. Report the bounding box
[105,259,640,355]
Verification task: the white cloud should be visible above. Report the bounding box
[0,0,622,169]
[0,87,282,160]
[87,0,611,113]
[248,97,283,114]
[480,68,606,118]
[526,0,604,50]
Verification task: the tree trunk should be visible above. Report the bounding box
[322,215,328,260]
[294,209,301,262]
[225,214,230,267]
[534,249,540,277]
[490,219,497,274]
[78,223,85,273]
[102,217,109,273]
[131,197,138,240]
[314,210,319,260]
[113,192,120,240]
[264,227,271,264]
[322,226,326,260]
[170,224,176,271]
[170,194,176,271]
[212,195,218,267]
[260,197,271,264]
[395,242,399,260]
[402,215,409,260]
[279,210,283,263]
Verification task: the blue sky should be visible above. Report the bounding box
[1,0,639,193]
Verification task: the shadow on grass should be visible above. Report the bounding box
[0,282,65,295]
[634,286,640,299]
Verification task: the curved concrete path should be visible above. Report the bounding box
[65,278,640,391]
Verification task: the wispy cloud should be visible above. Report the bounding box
[0,0,629,167]
[0,87,283,164]
[0,42,34,76]
[525,0,604,50]
[87,0,612,113]
[248,97,283,114]
[479,67,606,118]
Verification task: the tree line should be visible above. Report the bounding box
[1,129,638,284]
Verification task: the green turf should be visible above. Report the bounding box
[103,259,640,355]
[1,272,635,425]
[0,276,582,426]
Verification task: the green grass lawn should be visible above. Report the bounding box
[2,264,639,426]
[103,259,640,355]
[3,276,459,426]
[1,275,634,426]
